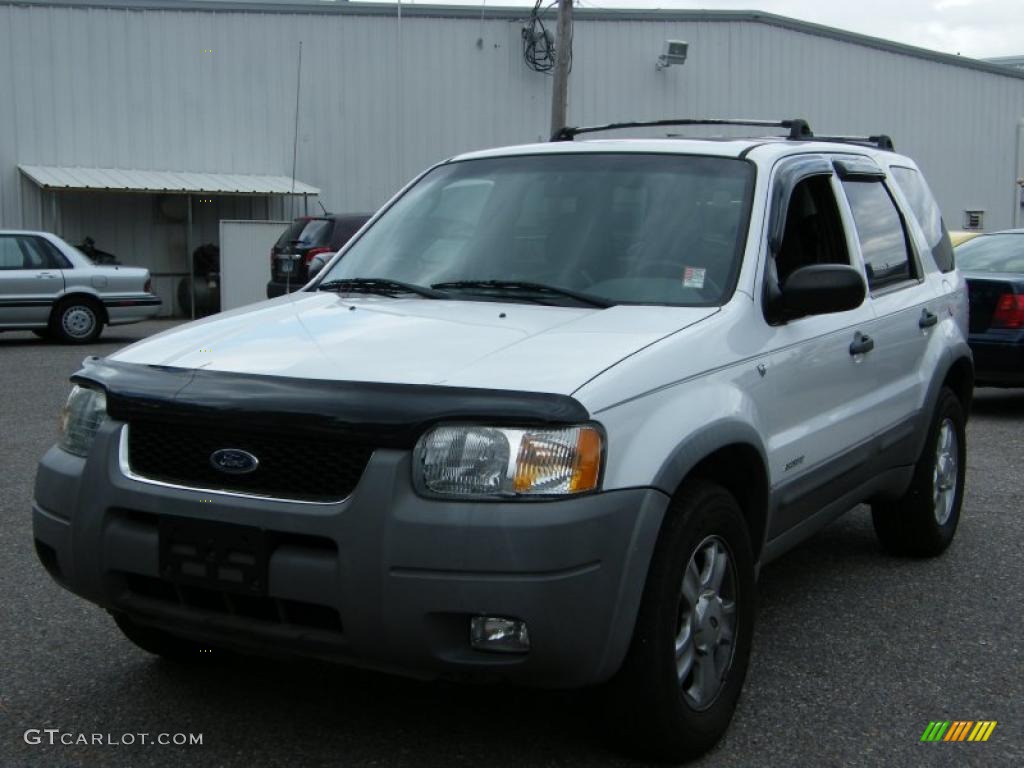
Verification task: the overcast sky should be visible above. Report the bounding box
[365,0,1023,59]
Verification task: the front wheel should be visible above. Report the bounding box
[604,480,756,762]
[871,387,966,557]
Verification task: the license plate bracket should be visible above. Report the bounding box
[158,516,268,595]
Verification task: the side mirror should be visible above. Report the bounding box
[307,254,328,279]
[769,264,866,322]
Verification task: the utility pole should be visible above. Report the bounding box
[549,0,573,137]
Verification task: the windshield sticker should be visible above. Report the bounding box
[682,266,706,289]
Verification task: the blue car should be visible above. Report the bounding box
[956,230,1024,387]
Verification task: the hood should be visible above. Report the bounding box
[111,292,718,394]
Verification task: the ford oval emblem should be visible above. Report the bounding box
[209,448,260,475]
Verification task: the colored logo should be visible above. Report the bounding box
[921,721,997,742]
[209,448,259,475]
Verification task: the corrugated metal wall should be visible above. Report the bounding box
[2,3,1023,307]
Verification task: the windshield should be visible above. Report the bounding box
[318,153,755,306]
[955,233,1024,273]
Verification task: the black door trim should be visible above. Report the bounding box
[766,413,919,539]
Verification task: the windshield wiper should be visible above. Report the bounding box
[430,280,613,308]
[318,278,447,299]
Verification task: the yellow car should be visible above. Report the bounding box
[950,230,982,246]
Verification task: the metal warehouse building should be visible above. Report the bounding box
[2,0,1024,314]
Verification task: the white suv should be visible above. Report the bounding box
[33,119,972,761]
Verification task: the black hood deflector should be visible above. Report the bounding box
[72,357,590,448]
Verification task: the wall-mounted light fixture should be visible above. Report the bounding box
[657,40,688,71]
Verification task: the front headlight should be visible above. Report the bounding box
[415,424,602,498]
[59,385,107,457]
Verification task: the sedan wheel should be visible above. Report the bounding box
[52,299,103,344]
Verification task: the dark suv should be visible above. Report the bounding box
[266,214,370,298]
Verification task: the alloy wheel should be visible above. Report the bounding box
[675,535,738,710]
[933,417,958,525]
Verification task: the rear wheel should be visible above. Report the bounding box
[871,387,965,557]
[604,480,755,762]
[50,297,103,344]
[113,614,218,662]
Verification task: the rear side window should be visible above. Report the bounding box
[890,166,955,273]
[36,238,71,269]
[275,218,331,248]
[18,237,50,268]
[330,218,369,249]
[842,180,915,290]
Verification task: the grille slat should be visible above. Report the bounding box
[127,422,372,502]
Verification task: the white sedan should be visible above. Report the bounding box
[0,230,160,343]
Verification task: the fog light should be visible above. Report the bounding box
[470,616,530,653]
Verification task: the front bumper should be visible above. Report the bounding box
[33,421,667,687]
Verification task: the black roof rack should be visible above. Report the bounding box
[805,134,895,151]
[551,118,813,142]
[550,118,895,151]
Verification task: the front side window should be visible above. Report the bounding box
[0,236,23,269]
[318,153,756,306]
[890,166,955,273]
[774,175,849,284]
[842,180,915,290]
[0,236,46,270]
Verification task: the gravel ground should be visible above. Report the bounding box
[0,320,1020,768]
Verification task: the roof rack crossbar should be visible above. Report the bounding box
[796,134,895,151]
[550,118,813,142]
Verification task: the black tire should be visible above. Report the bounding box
[113,614,217,662]
[871,387,966,557]
[50,297,104,344]
[604,480,756,762]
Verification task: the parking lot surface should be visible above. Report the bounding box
[1,320,1021,767]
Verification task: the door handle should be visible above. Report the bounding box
[919,309,938,328]
[36,271,59,279]
[849,332,874,355]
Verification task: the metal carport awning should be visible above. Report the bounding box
[19,164,320,320]
[18,164,320,196]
